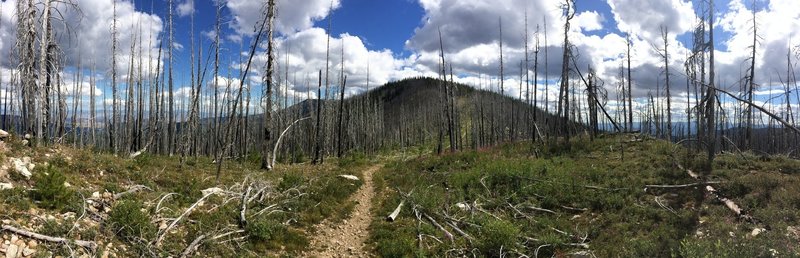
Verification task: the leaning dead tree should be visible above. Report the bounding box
[215,2,271,181]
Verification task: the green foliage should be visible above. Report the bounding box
[39,218,72,237]
[31,166,73,210]
[108,200,156,244]
[246,219,308,252]
[0,188,31,211]
[370,135,716,256]
[371,220,419,257]
[678,238,774,258]
[278,172,305,192]
[477,219,520,256]
[247,219,284,242]
[338,152,368,168]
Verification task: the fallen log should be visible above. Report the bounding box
[240,185,252,228]
[113,185,153,200]
[645,181,722,190]
[386,200,404,222]
[155,191,218,246]
[445,221,474,242]
[180,234,206,258]
[676,162,761,225]
[2,225,97,250]
[422,213,454,242]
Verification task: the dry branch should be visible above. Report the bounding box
[676,162,761,224]
[705,185,758,223]
[155,191,218,246]
[445,221,474,242]
[114,185,153,200]
[180,234,206,258]
[710,85,800,136]
[387,200,404,222]
[240,185,251,227]
[2,224,97,250]
[210,229,245,241]
[271,116,311,168]
[525,206,556,215]
[422,213,454,242]
[644,181,721,190]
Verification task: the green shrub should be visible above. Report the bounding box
[0,188,31,211]
[39,218,71,237]
[108,200,156,243]
[278,172,305,192]
[478,219,520,257]
[31,167,72,210]
[246,219,308,251]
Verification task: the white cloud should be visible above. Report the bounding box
[0,0,163,77]
[607,0,696,40]
[574,11,604,32]
[226,0,341,36]
[177,0,195,17]
[239,27,410,98]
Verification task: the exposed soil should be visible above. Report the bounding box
[305,165,379,257]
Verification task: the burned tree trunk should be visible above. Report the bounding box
[261,0,276,170]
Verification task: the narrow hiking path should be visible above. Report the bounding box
[305,165,380,257]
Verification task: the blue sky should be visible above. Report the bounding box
[0,0,798,123]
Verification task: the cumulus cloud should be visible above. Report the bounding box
[0,0,163,78]
[226,0,341,36]
[238,27,411,98]
[607,0,696,40]
[177,0,195,17]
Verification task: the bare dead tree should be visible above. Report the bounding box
[653,26,672,141]
[167,0,176,155]
[557,0,576,141]
[260,0,277,170]
[704,0,718,171]
[627,34,633,132]
[498,17,506,142]
[215,2,271,182]
[745,1,759,150]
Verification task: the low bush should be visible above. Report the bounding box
[108,200,156,244]
[31,166,73,210]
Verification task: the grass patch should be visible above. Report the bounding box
[368,134,800,257]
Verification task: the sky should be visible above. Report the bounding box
[0,0,798,123]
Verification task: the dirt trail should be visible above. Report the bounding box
[305,165,380,257]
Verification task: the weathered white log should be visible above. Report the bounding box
[422,213,454,242]
[210,230,245,241]
[129,147,147,159]
[180,234,206,258]
[705,185,757,222]
[2,225,97,250]
[526,206,556,215]
[386,200,404,221]
[445,221,474,241]
[675,163,701,180]
[113,185,152,200]
[155,191,218,246]
[645,181,721,191]
[239,185,251,227]
[338,175,360,181]
[271,117,311,168]
[677,163,758,223]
